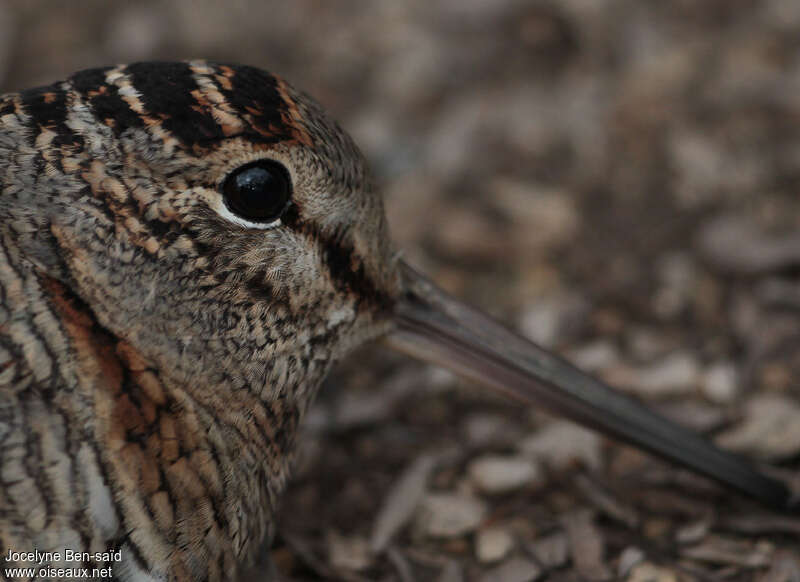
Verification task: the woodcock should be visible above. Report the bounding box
[0,61,795,581]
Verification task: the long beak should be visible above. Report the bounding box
[385,261,796,511]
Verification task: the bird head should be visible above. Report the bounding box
[4,61,403,402]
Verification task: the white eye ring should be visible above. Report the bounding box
[213,199,284,230]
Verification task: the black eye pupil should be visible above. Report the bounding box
[222,160,292,223]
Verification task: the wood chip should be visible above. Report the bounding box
[387,547,416,582]
[758,551,800,582]
[518,421,602,471]
[681,536,773,568]
[475,527,515,564]
[716,395,800,461]
[282,533,371,582]
[698,216,800,275]
[605,352,700,397]
[327,531,372,572]
[575,473,639,528]
[675,519,710,545]
[479,557,542,582]
[332,369,422,429]
[626,562,679,582]
[527,531,569,570]
[416,493,487,538]
[655,401,727,433]
[468,455,542,494]
[719,514,800,536]
[617,547,645,578]
[562,509,612,580]
[370,453,438,553]
[436,561,464,582]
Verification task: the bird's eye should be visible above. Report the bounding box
[221,160,292,224]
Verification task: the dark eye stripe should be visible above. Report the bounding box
[281,204,391,311]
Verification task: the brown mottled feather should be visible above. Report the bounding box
[0,60,400,581]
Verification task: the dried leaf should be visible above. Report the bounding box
[480,557,542,582]
[371,453,438,553]
[562,509,612,580]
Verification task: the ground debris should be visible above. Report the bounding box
[518,421,603,471]
[436,560,464,582]
[575,473,639,528]
[562,509,612,581]
[371,453,439,553]
[604,352,701,398]
[479,557,542,582]
[715,395,800,461]
[467,455,543,495]
[617,547,646,578]
[415,493,487,539]
[327,531,372,573]
[680,536,773,569]
[698,216,800,275]
[718,514,800,536]
[526,531,569,570]
[626,562,679,582]
[475,527,515,564]
[758,551,800,582]
[387,547,416,582]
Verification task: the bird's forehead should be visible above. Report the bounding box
[68,60,315,149]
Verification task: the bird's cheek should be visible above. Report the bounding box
[324,304,355,329]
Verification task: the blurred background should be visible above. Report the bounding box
[3,1,799,580]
